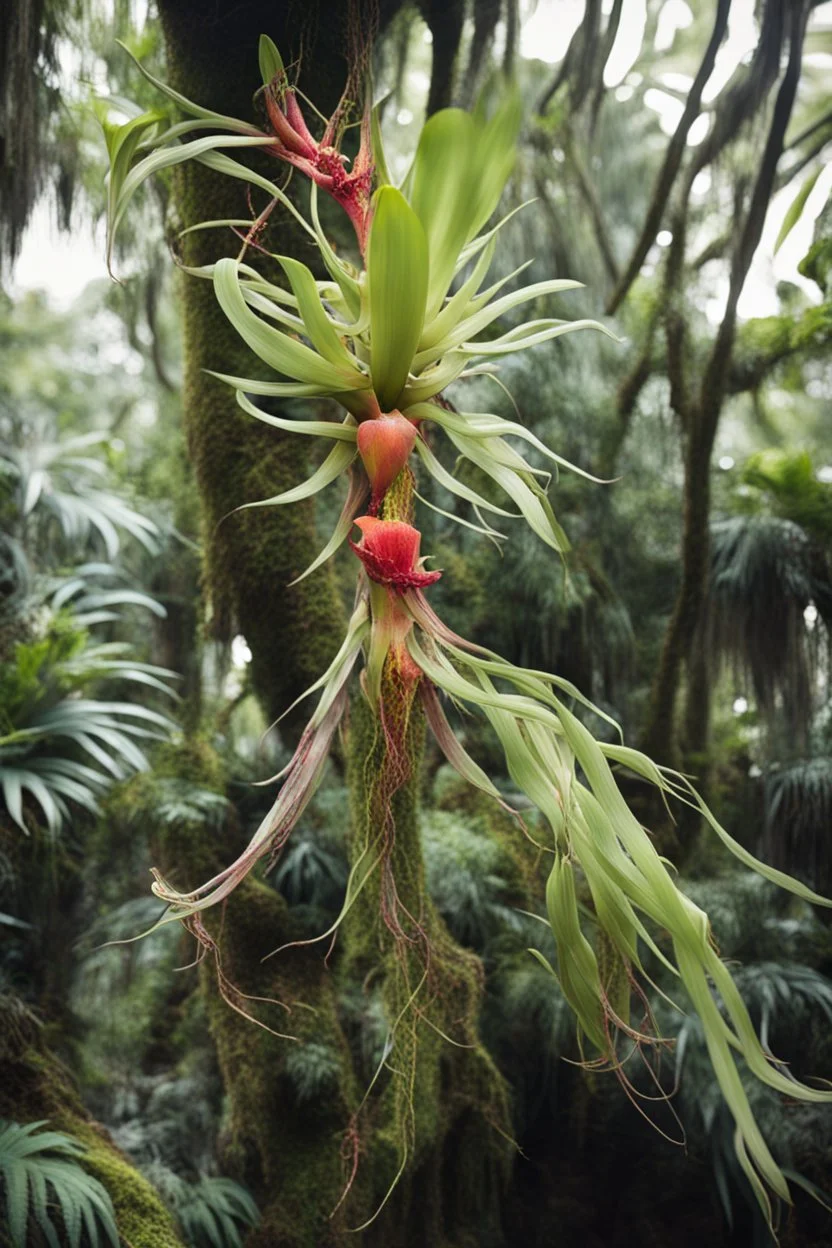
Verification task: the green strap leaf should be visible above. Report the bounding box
[775,166,823,253]
[412,279,584,369]
[466,90,523,242]
[419,237,497,352]
[371,103,393,187]
[272,254,361,367]
[412,434,516,519]
[235,391,358,441]
[368,186,429,410]
[117,39,264,134]
[212,257,367,390]
[228,440,357,514]
[108,133,273,271]
[259,34,285,85]
[408,108,476,317]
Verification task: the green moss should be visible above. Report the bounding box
[734,313,794,362]
[158,3,348,730]
[0,996,185,1248]
[799,236,832,296]
[136,737,358,1246]
[344,692,513,1246]
[202,879,358,1248]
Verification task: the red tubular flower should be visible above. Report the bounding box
[357,413,417,513]
[263,74,374,253]
[351,517,441,590]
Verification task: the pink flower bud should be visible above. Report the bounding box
[357,413,417,512]
[350,517,441,589]
[263,80,374,254]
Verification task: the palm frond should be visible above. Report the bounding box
[706,515,832,742]
[142,1164,259,1248]
[0,626,178,836]
[422,808,526,947]
[763,757,832,894]
[1,432,161,559]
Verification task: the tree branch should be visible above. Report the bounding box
[459,0,500,108]
[536,21,580,116]
[566,133,620,288]
[589,0,624,136]
[419,0,465,116]
[605,0,731,315]
[503,0,519,78]
[775,133,832,192]
[699,0,809,435]
[787,104,832,150]
[692,231,733,269]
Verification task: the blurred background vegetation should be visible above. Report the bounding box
[1,0,831,1245]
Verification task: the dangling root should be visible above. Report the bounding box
[183,911,298,1042]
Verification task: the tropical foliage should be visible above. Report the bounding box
[2,2,832,1246]
[0,1120,119,1248]
[89,19,832,1231]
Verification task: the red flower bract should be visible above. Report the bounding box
[263,76,373,254]
[357,413,417,513]
[351,517,441,589]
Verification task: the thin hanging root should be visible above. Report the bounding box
[184,913,299,1042]
[575,979,687,1149]
[331,657,483,1227]
[329,1116,363,1219]
[235,188,280,261]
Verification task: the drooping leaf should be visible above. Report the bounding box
[775,167,823,253]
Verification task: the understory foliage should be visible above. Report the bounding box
[0,1119,119,1248]
[140,1166,259,1248]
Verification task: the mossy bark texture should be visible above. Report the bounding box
[0,996,185,1248]
[344,693,512,1248]
[154,7,513,1243]
[148,741,360,1248]
[158,0,354,729]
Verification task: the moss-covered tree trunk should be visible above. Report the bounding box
[158,0,352,728]
[153,9,371,1241]
[344,692,512,1247]
[154,6,511,1243]
[0,995,186,1248]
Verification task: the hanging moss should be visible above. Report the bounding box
[0,995,185,1248]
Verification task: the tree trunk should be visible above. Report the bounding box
[640,420,713,767]
[0,995,186,1248]
[154,8,372,1241]
[154,7,511,1244]
[158,0,353,729]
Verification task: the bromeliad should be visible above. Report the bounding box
[101,32,832,1233]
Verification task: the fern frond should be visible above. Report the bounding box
[0,1119,119,1248]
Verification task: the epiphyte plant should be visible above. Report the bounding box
[101,33,832,1232]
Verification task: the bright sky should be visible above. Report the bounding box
[10,0,832,318]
